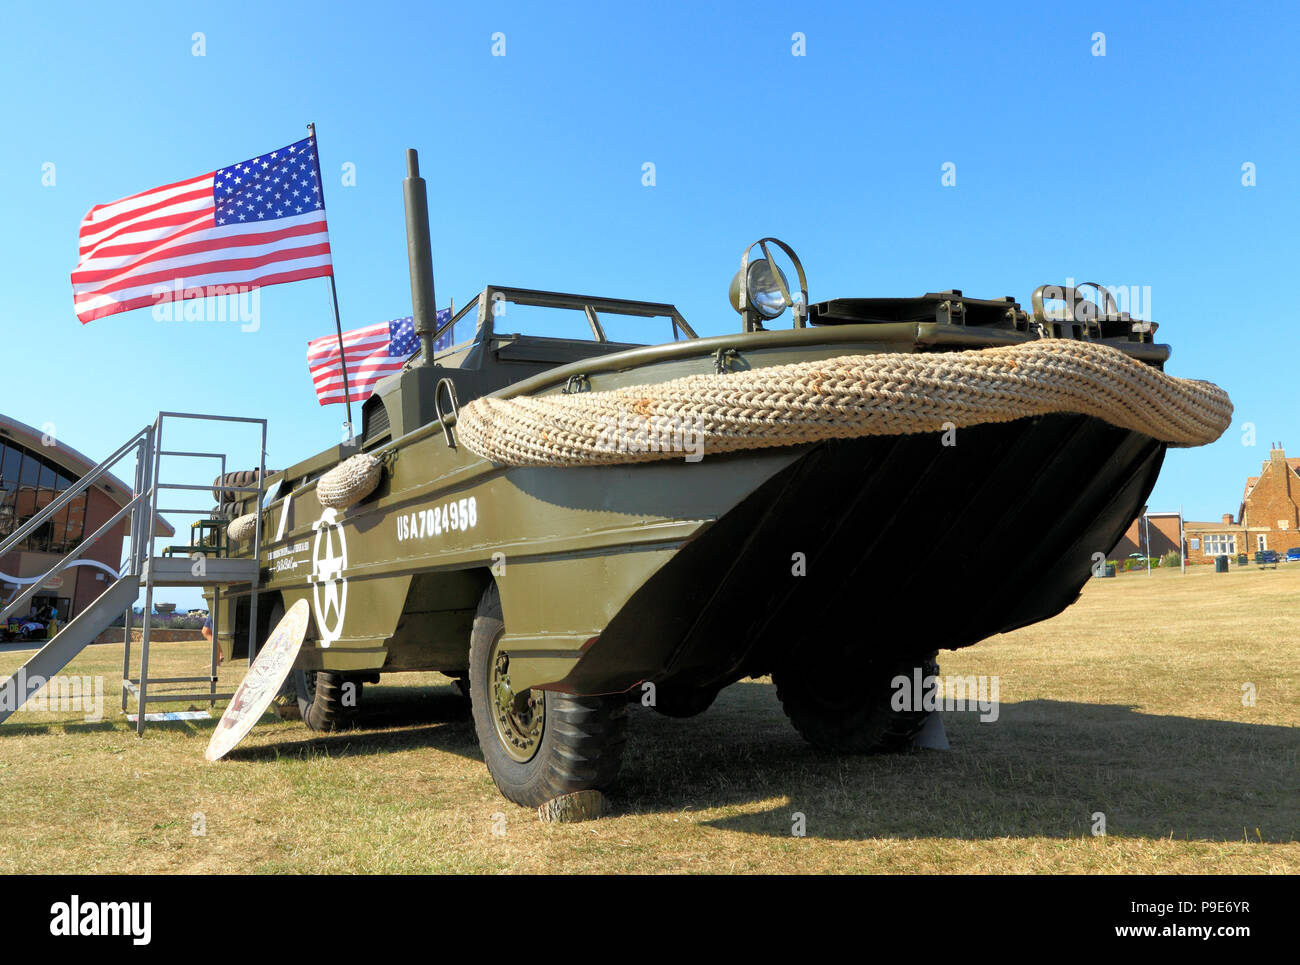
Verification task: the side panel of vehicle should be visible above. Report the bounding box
[218,420,798,690]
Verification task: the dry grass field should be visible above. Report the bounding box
[0,562,1296,874]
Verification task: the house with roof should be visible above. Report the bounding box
[1183,443,1300,562]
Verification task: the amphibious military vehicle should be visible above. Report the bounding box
[208,150,1230,807]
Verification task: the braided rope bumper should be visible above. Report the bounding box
[456,339,1232,468]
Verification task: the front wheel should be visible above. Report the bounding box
[468,583,627,808]
[774,651,940,753]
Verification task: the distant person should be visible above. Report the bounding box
[46,607,57,638]
[202,616,221,666]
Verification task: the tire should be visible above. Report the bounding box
[296,668,362,732]
[774,651,939,753]
[641,682,719,719]
[469,583,627,808]
[259,599,363,732]
[212,469,273,504]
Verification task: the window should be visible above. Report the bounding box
[0,440,89,553]
[1258,535,1267,551]
[1204,534,1235,555]
[1189,538,1200,550]
[434,295,481,355]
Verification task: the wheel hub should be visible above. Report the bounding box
[490,644,545,763]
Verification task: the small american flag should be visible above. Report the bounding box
[71,135,332,323]
[307,309,452,405]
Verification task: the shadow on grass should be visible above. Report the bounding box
[224,685,476,762]
[2,719,119,736]
[142,677,1297,843]
[647,686,1298,843]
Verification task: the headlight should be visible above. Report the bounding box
[728,237,809,333]
[731,259,791,319]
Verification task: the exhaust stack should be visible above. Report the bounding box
[403,149,438,367]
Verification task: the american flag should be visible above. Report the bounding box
[307,309,452,405]
[71,135,332,323]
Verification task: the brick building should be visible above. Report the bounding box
[0,414,172,620]
[1183,443,1300,563]
[1111,511,1182,559]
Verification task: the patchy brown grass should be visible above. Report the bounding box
[0,562,1296,874]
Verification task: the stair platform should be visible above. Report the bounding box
[0,410,268,734]
[141,556,259,587]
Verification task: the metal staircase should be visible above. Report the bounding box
[0,411,267,734]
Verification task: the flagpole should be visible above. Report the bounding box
[308,122,355,441]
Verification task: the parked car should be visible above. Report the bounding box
[1286,547,1300,562]
[1255,550,1279,568]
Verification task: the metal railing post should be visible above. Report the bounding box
[247,423,267,663]
[135,417,164,737]
[121,432,148,712]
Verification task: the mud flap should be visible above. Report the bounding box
[911,711,950,751]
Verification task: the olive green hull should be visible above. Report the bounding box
[562,413,1164,696]
[212,314,1167,698]
[216,412,1160,698]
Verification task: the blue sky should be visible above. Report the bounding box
[2,1,1297,607]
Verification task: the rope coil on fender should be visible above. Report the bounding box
[227,513,258,542]
[456,339,1233,468]
[317,453,383,510]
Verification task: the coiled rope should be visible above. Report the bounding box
[457,339,1232,467]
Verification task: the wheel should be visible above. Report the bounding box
[212,469,270,504]
[296,668,362,732]
[641,682,719,719]
[774,650,939,753]
[468,582,627,808]
[260,600,363,731]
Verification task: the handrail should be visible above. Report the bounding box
[0,426,149,559]
[0,492,145,624]
[0,409,270,735]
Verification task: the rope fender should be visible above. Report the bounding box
[227,513,258,542]
[317,453,383,510]
[456,339,1233,467]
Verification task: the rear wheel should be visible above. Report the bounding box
[774,650,939,753]
[297,668,362,732]
[640,682,719,719]
[260,599,364,731]
[469,583,627,808]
